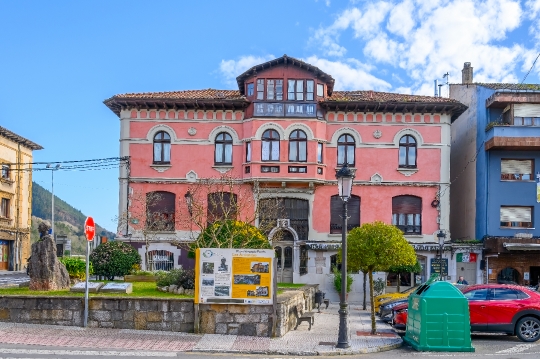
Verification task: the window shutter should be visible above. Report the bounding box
[500,207,531,222]
[514,104,540,117]
[392,196,422,214]
[501,159,532,174]
[330,196,343,232]
[348,196,361,226]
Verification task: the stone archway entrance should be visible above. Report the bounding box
[273,229,294,283]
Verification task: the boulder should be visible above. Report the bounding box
[28,222,70,291]
[168,284,178,293]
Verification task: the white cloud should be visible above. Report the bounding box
[310,0,535,93]
[304,56,391,91]
[219,55,275,87]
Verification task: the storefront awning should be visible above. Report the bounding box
[503,243,540,251]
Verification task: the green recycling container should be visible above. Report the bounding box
[403,277,474,352]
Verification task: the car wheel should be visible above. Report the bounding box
[516,317,540,342]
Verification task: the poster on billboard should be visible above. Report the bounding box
[195,248,274,305]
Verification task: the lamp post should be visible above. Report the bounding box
[46,164,61,239]
[437,230,446,281]
[335,164,354,349]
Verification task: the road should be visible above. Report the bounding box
[0,335,538,359]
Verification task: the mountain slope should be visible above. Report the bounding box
[31,182,116,254]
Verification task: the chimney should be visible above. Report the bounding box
[462,62,473,84]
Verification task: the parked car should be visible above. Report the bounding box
[374,285,418,313]
[390,302,409,330]
[379,297,409,322]
[390,284,540,342]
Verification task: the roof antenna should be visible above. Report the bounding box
[442,72,450,97]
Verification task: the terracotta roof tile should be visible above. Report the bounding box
[109,89,245,101]
[326,90,461,104]
[0,126,43,150]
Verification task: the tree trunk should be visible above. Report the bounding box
[362,270,367,310]
[397,273,401,292]
[369,270,376,335]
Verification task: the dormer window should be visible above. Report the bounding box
[247,83,254,97]
[287,79,316,101]
[266,79,283,100]
[317,83,324,97]
[257,79,264,100]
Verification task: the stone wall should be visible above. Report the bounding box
[0,286,317,337]
[0,296,194,332]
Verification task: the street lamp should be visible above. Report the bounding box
[335,164,354,349]
[46,164,61,239]
[437,230,446,281]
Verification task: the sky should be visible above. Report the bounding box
[1,0,539,232]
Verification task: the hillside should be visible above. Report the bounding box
[31,182,116,254]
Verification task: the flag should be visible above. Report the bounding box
[457,253,477,262]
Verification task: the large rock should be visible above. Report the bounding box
[28,222,70,291]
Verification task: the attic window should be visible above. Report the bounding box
[247,83,254,97]
[257,79,264,100]
[317,84,324,97]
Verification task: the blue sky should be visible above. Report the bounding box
[1,0,539,232]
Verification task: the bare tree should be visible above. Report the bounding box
[177,174,284,251]
[117,190,176,270]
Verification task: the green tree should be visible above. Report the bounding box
[188,220,271,257]
[90,241,141,280]
[388,260,422,292]
[344,221,416,334]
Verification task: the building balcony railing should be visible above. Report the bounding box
[485,126,540,150]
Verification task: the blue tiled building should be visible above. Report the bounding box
[450,62,540,286]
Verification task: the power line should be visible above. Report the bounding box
[520,52,540,85]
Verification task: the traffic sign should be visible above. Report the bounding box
[84,217,95,241]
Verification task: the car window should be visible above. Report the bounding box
[491,288,520,300]
[516,290,529,299]
[463,288,489,300]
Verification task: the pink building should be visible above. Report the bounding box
[104,55,466,295]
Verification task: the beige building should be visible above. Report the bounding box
[0,126,42,271]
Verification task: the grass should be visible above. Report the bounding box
[0,281,192,299]
[277,283,306,288]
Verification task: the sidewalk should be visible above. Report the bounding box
[0,303,402,355]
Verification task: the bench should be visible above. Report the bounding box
[292,305,315,330]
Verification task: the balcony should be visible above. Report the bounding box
[485,126,540,150]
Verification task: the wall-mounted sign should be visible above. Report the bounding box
[430,258,448,276]
[195,248,274,305]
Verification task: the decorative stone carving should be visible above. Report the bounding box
[150,164,171,173]
[397,168,419,177]
[373,130,382,139]
[212,166,233,174]
[186,170,198,182]
[28,221,70,291]
[188,127,197,136]
[370,173,383,183]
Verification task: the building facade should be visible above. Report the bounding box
[105,55,466,298]
[0,126,42,271]
[450,62,540,286]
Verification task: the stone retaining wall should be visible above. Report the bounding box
[0,296,194,332]
[0,285,318,337]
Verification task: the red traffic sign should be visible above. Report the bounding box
[84,217,95,241]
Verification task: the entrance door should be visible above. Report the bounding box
[0,241,8,270]
[530,267,540,286]
[458,261,477,285]
[274,240,294,283]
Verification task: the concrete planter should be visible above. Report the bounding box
[124,275,159,282]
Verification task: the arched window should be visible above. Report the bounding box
[337,134,355,166]
[289,130,307,162]
[146,191,175,231]
[399,135,417,168]
[262,129,280,161]
[330,195,360,233]
[392,195,421,234]
[214,132,233,165]
[153,131,171,164]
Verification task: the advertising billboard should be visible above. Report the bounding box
[195,248,274,305]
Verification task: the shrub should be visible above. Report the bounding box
[89,241,141,280]
[333,267,353,293]
[189,220,271,258]
[59,257,93,281]
[156,268,195,289]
